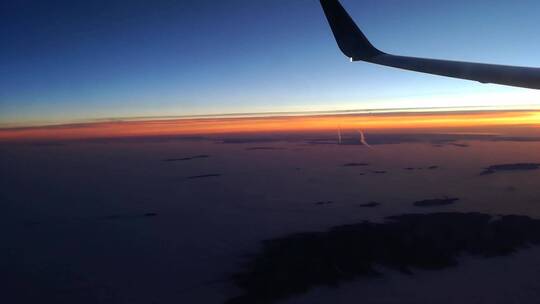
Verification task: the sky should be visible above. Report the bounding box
[2,0,540,127]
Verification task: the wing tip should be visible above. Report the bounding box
[320,0,383,61]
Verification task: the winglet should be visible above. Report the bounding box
[320,0,383,61]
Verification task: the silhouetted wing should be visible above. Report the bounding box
[320,0,540,90]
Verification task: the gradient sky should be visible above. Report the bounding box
[2,0,540,127]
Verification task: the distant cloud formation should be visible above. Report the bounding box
[481,163,540,175]
[163,155,209,162]
[413,197,459,207]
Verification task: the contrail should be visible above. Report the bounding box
[337,127,342,144]
[358,130,372,148]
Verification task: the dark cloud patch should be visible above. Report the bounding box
[30,142,67,147]
[491,136,540,143]
[413,198,459,207]
[315,201,334,206]
[83,135,208,144]
[221,135,299,144]
[245,147,283,151]
[163,155,209,162]
[104,213,158,220]
[449,143,470,148]
[223,139,277,144]
[308,133,495,146]
[343,163,369,167]
[481,163,540,175]
[359,202,380,208]
[226,212,540,304]
[186,174,222,180]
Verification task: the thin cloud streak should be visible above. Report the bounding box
[358,130,372,148]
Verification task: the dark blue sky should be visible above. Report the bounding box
[2,0,540,126]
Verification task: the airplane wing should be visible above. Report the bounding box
[320,0,540,90]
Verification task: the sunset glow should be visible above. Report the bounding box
[2,110,539,141]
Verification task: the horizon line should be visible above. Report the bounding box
[2,104,539,131]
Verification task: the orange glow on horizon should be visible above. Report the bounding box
[1,110,539,141]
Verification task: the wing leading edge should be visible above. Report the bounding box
[320,0,540,90]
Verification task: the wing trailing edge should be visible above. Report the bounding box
[320,0,540,90]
